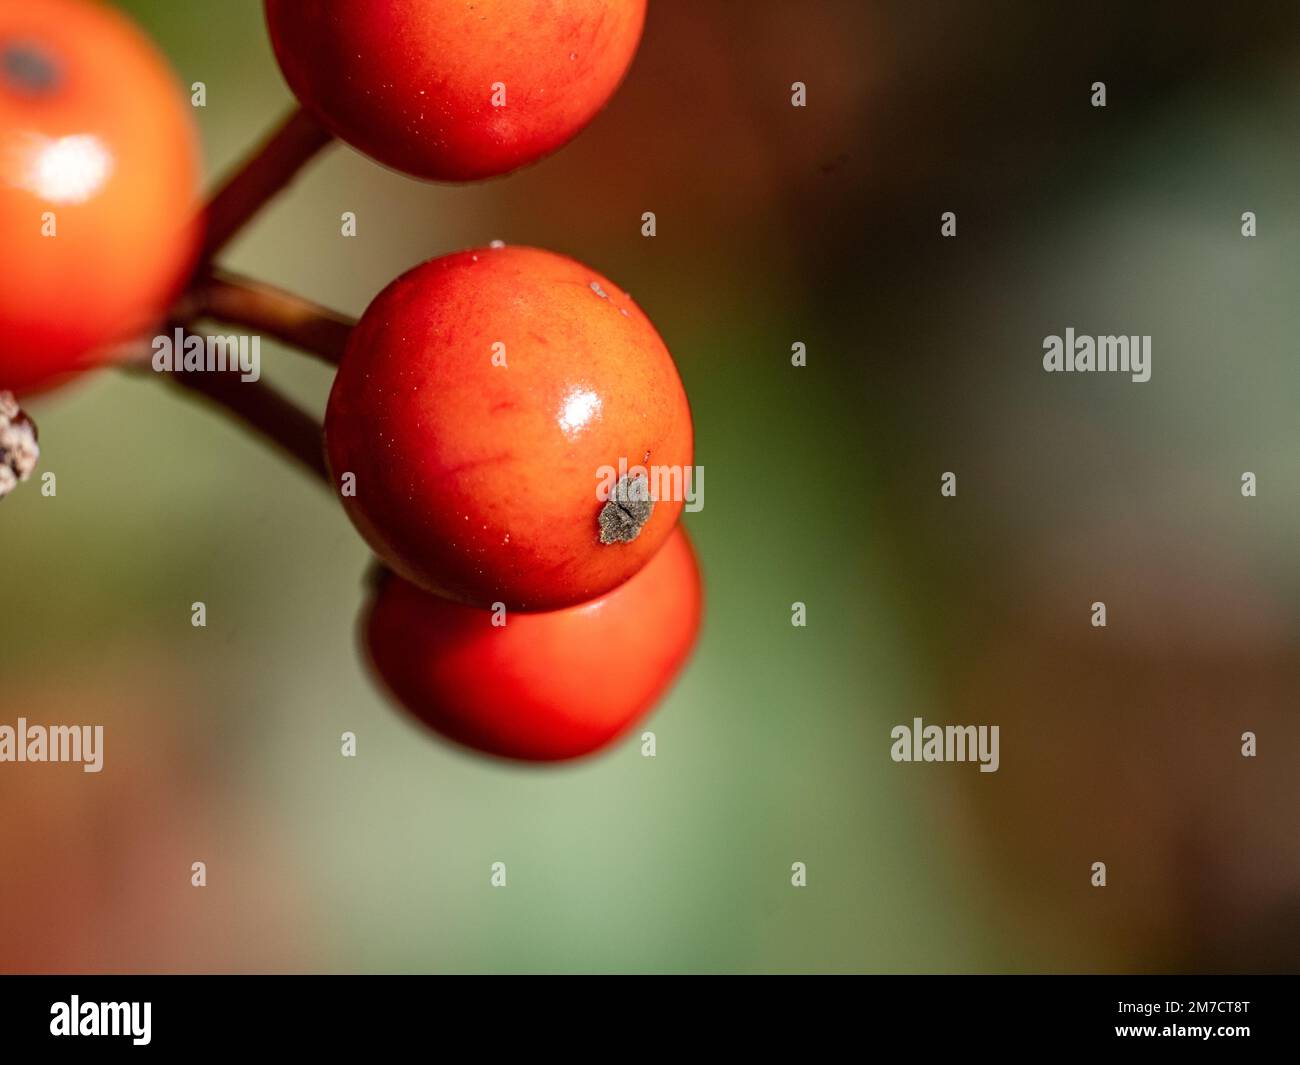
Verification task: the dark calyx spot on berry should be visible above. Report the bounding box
[598,472,653,544]
[1,42,61,96]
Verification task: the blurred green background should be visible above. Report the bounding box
[2,0,1298,973]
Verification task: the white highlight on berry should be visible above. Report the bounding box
[557,387,601,437]
[14,133,114,204]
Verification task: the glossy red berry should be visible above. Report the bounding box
[0,0,199,395]
[364,526,702,762]
[263,0,646,181]
[325,244,693,611]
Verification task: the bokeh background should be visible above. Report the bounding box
[3,0,1298,973]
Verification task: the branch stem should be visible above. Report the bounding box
[200,106,334,262]
[162,334,329,486]
[196,271,354,365]
[124,108,343,486]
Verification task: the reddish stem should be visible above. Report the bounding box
[196,271,354,365]
[132,109,344,483]
[200,106,334,262]
[162,331,329,485]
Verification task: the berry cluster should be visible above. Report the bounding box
[0,0,699,762]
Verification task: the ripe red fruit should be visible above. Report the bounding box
[325,245,693,611]
[263,0,646,181]
[364,526,702,762]
[0,0,199,395]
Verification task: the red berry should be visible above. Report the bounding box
[263,0,646,181]
[0,0,199,395]
[364,526,702,762]
[325,245,693,611]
